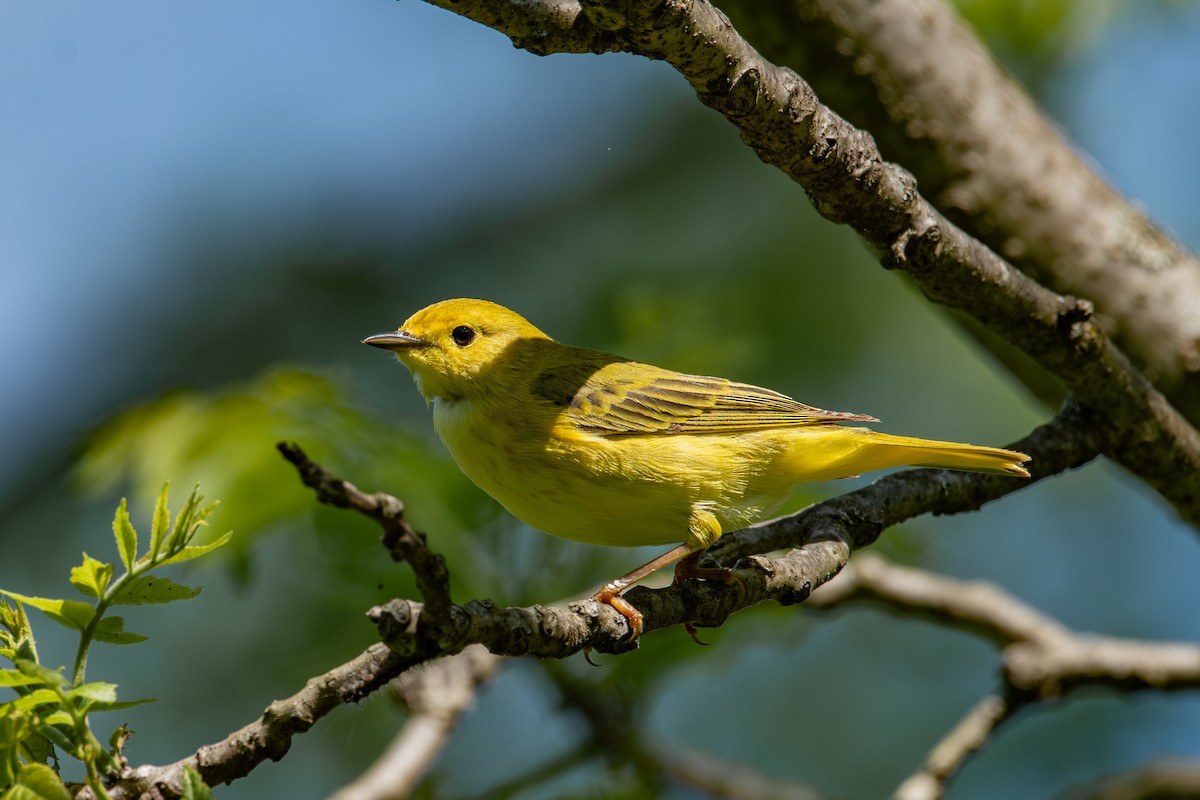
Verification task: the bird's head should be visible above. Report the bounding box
[364,298,551,401]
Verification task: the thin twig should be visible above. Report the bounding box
[277,442,454,623]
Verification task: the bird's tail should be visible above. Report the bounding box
[774,426,1031,483]
[863,430,1031,477]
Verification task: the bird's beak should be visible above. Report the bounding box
[362,330,427,351]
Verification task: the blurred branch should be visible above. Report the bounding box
[1056,759,1200,800]
[543,661,827,799]
[414,0,1200,529]
[332,645,504,800]
[892,695,1011,800]
[460,742,595,800]
[808,555,1200,798]
[655,748,826,800]
[718,0,1200,425]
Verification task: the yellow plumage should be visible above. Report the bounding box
[365,298,1030,637]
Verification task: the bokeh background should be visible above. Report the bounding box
[3,1,1199,797]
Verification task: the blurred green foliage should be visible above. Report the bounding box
[951,0,1183,79]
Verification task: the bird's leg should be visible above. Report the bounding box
[673,544,744,646]
[673,550,738,585]
[592,543,699,640]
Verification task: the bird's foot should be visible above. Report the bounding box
[591,580,644,641]
[673,551,744,646]
[672,551,740,587]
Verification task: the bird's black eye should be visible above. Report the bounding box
[451,325,476,346]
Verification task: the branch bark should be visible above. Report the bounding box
[108,644,409,800]
[717,0,1200,423]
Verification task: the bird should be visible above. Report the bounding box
[364,298,1030,641]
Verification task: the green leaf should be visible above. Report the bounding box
[38,711,72,728]
[158,531,232,567]
[1,762,72,800]
[0,705,32,745]
[0,601,37,664]
[0,601,32,641]
[87,696,155,713]
[68,554,113,599]
[67,682,117,706]
[0,671,41,687]
[180,764,214,800]
[6,689,60,713]
[109,723,131,755]
[0,593,93,634]
[0,757,14,796]
[112,498,138,572]
[150,481,171,560]
[19,731,57,767]
[162,486,212,557]
[90,617,148,645]
[27,723,75,759]
[109,575,201,606]
[14,660,66,689]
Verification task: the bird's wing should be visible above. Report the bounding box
[533,358,877,435]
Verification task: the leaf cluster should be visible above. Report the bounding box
[1,485,228,800]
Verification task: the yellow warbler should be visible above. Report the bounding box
[365,298,1029,638]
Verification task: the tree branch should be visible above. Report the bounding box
[718,0,1200,424]
[414,0,1200,529]
[1057,759,1200,800]
[542,660,828,799]
[892,695,1011,800]
[808,555,1200,798]
[276,442,454,623]
[331,646,504,800]
[108,643,410,800]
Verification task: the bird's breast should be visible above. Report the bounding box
[427,396,786,547]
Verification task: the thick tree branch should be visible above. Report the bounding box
[718,0,1200,424]
[415,0,1200,528]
